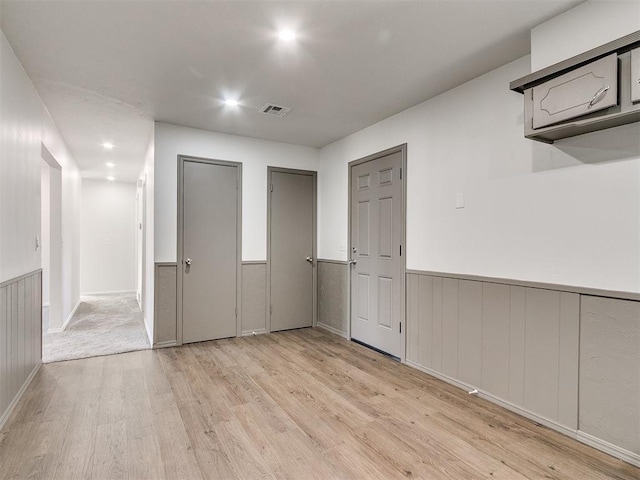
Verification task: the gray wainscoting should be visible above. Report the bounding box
[579,295,639,459]
[154,263,178,347]
[0,270,42,430]
[154,262,267,345]
[317,260,349,338]
[406,270,639,467]
[241,261,266,335]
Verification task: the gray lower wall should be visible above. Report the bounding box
[317,260,348,337]
[241,262,266,335]
[579,295,639,456]
[406,270,639,466]
[153,262,267,345]
[154,263,177,346]
[0,270,42,429]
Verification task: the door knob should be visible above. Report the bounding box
[306,256,314,263]
[348,259,357,266]
[185,258,193,266]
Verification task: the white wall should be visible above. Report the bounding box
[141,130,155,342]
[154,122,319,262]
[531,0,640,70]
[40,162,50,305]
[80,179,137,294]
[0,28,82,329]
[0,30,42,284]
[318,56,639,293]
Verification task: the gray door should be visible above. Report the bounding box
[350,149,404,357]
[180,158,240,343]
[269,169,316,332]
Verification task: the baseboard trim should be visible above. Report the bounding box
[0,362,42,431]
[577,431,640,468]
[316,322,348,339]
[81,290,136,296]
[241,329,267,337]
[143,315,153,346]
[405,360,578,439]
[153,340,178,349]
[48,299,80,333]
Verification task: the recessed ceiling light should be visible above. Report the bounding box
[224,99,239,107]
[278,29,296,42]
[107,176,116,181]
[102,142,115,150]
[106,162,115,168]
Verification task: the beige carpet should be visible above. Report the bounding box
[43,293,150,363]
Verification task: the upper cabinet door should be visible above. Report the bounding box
[532,53,618,129]
[631,47,640,104]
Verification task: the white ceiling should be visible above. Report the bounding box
[0,0,581,182]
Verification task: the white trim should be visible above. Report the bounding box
[47,298,80,333]
[80,290,136,296]
[405,360,579,438]
[316,322,349,339]
[42,302,50,307]
[143,314,153,345]
[576,431,640,468]
[241,329,267,337]
[0,362,42,431]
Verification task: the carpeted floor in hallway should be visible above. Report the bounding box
[43,293,150,363]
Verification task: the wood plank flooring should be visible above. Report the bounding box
[1,328,638,479]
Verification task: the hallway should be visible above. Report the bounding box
[43,293,150,363]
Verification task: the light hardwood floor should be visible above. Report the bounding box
[1,328,638,479]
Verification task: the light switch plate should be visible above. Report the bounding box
[456,192,465,209]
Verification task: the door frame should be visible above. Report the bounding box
[176,155,243,345]
[266,166,318,333]
[347,144,407,362]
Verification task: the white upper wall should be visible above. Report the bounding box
[154,122,319,262]
[0,27,82,325]
[0,30,42,283]
[81,179,137,294]
[318,1,640,293]
[531,0,640,70]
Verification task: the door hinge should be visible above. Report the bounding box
[399,244,402,256]
[270,305,273,314]
[270,184,274,193]
[235,307,238,317]
[400,167,402,180]
[399,322,402,333]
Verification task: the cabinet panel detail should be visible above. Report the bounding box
[532,54,617,129]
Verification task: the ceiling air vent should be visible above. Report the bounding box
[259,103,291,117]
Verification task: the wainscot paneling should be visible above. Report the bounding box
[407,272,579,429]
[317,260,348,338]
[241,262,266,335]
[579,295,639,462]
[0,270,42,430]
[154,263,177,347]
[154,262,267,345]
[406,270,639,468]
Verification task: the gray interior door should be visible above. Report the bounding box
[350,150,403,357]
[181,159,239,343]
[269,169,315,332]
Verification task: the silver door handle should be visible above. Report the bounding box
[306,256,314,263]
[588,85,610,108]
[185,258,193,266]
[348,259,357,266]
